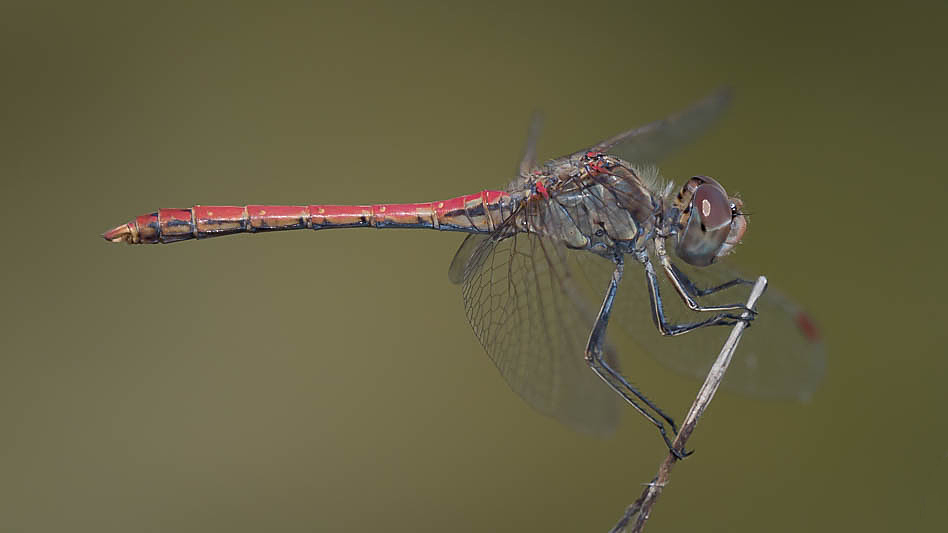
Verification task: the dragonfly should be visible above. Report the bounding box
[103,89,825,456]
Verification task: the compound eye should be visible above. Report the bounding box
[693,183,731,231]
[675,180,734,267]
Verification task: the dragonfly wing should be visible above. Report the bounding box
[663,258,826,401]
[448,234,489,285]
[449,229,621,435]
[518,111,544,177]
[565,87,732,165]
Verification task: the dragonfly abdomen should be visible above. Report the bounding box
[103,191,518,244]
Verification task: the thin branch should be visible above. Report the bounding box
[609,276,769,533]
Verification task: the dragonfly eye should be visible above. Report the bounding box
[694,184,731,231]
[675,180,736,267]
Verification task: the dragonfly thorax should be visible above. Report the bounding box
[514,155,660,255]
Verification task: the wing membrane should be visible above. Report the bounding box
[574,252,826,402]
[451,230,621,435]
[447,87,822,436]
[567,87,732,165]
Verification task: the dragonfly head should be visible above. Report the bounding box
[672,176,747,267]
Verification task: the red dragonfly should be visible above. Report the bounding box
[104,89,824,455]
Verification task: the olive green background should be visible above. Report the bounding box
[2,1,946,531]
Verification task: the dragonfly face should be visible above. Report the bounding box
[671,176,747,267]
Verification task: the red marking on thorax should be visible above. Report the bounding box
[534,181,550,199]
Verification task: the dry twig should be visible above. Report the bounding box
[609,276,769,533]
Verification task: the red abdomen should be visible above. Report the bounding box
[103,191,516,244]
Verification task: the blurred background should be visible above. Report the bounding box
[2,1,946,531]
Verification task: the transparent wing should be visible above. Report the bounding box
[564,87,732,165]
[448,231,824,438]
[575,251,826,402]
[448,231,621,435]
[518,110,544,176]
[448,233,487,285]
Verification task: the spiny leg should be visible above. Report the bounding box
[640,255,752,337]
[660,258,758,315]
[583,256,688,458]
[643,257,751,337]
[655,237,757,315]
[668,262,753,297]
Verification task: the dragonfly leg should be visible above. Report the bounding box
[653,236,757,315]
[656,236,757,319]
[668,262,754,297]
[584,256,690,459]
[660,258,758,315]
[643,256,752,337]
